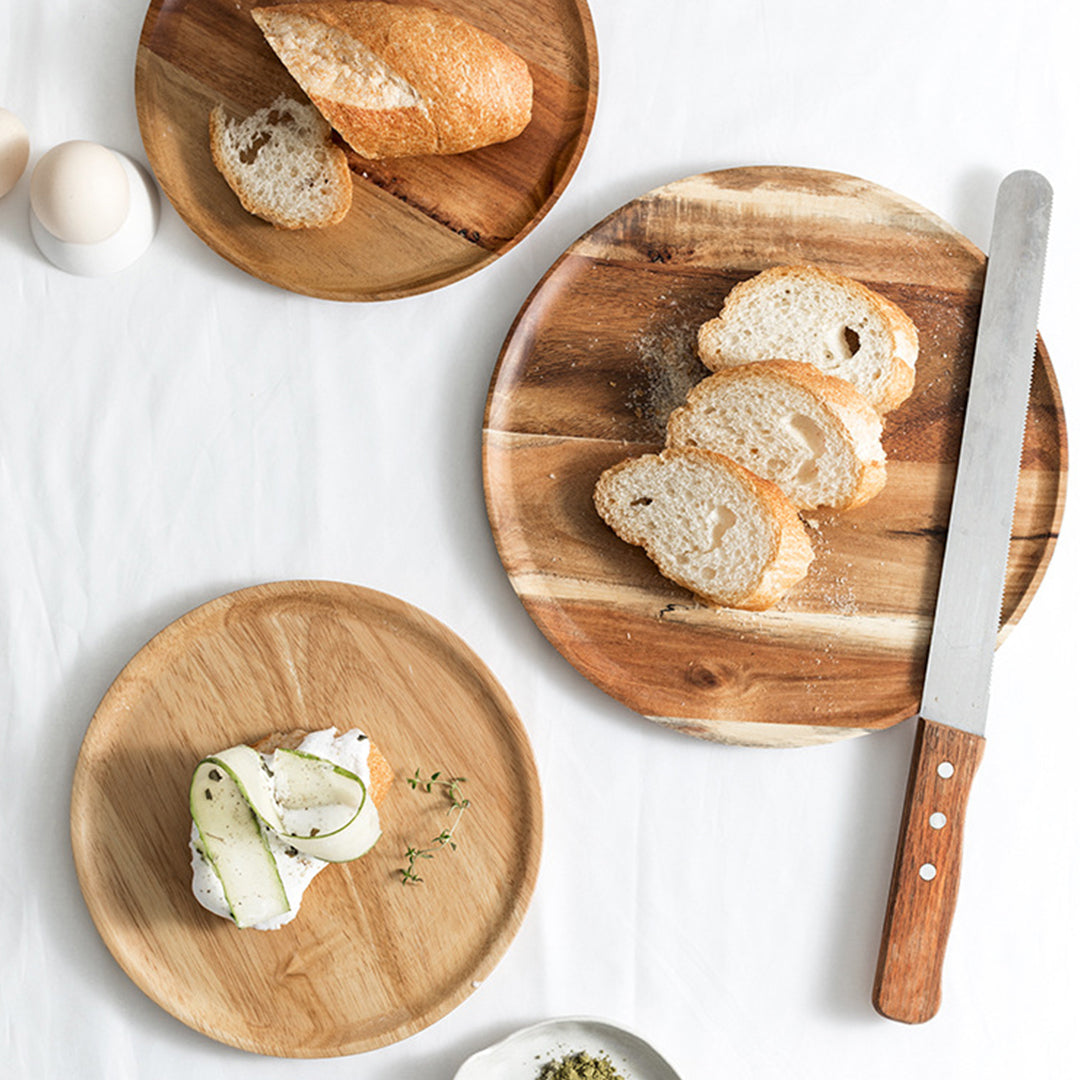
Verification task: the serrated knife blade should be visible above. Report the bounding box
[872,170,1052,1024]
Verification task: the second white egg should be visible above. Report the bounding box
[0,108,30,198]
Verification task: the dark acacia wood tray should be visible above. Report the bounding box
[483,166,1067,746]
[135,0,598,299]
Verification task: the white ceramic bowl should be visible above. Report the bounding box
[454,1016,683,1080]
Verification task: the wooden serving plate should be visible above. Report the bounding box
[70,581,542,1057]
[135,0,598,300]
[482,166,1067,747]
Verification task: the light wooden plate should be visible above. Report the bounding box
[482,166,1067,747]
[135,0,598,300]
[70,581,542,1057]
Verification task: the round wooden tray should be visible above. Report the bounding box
[482,166,1067,747]
[70,581,542,1057]
[135,0,598,300]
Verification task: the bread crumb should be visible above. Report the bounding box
[627,314,709,439]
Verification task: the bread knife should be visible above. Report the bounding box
[871,170,1052,1024]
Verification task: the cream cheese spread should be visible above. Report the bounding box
[190,727,375,930]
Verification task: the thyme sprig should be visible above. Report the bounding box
[399,770,471,885]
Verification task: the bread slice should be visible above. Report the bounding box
[209,94,352,229]
[666,360,886,512]
[594,447,814,611]
[251,728,394,807]
[697,264,918,413]
[251,2,533,159]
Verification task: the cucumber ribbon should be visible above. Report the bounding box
[190,745,380,928]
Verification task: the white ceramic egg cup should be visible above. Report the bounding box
[30,150,160,276]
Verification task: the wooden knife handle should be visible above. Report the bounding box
[873,716,986,1023]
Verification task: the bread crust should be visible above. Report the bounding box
[250,728,394,808]
[709,451,815,610]
[668,359,887,511]
[594,448,813,611]
[251,2,533,159]
[697,264,918,414]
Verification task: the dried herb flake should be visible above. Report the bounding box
[537,1051,626,1080]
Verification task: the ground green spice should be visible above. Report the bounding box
[537,1050,626,1080]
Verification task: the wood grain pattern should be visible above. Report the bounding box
[482,167,1067,746]
[135,0,598,299]
[70,581,541,1057]
[873,718,985,1023]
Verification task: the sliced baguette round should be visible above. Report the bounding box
[594,447,814,611]
[250,729,394,808]
[667,360,886,512]
[209,94,352,229]
[251,2,533,159]
[697,264,918,413]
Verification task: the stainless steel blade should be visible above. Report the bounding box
[920,170,1052,735]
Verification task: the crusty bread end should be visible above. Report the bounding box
[251,2,533,159]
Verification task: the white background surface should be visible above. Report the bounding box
[2,1,1078,1077]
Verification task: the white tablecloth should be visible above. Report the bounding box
[3,1,1078,1076]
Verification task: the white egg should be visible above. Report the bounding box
[0,108,30,198]
[29,142,160,276]
[30,140,130,243]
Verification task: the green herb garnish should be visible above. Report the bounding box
[399,770,471,885]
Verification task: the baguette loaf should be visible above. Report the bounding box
[667,360,886,512]
[251,2,533,159]
[594,447,814,611]
[697,264,918,413]
[209,95,352,228]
